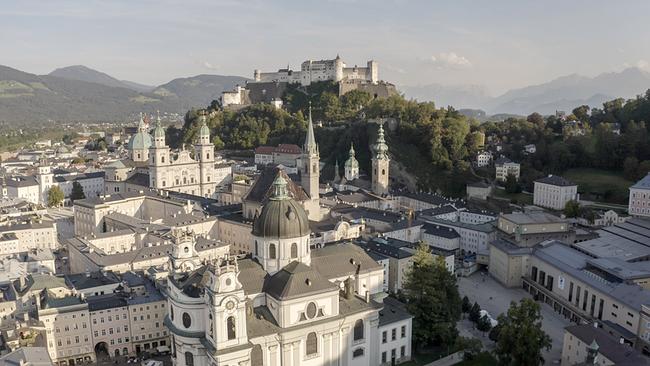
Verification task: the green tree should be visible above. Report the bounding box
[504,174,520,193]
[564,200,581,218]
[47,186,64,207]
[494,299,552,366]
[476,315,492,334]
[403,243,461,350]
[489,323,502,342]
[623,157,640,180]
[469,302,481,323]
[70,181,86,202]
[461,296,471,314]
[638,160,650,179]
[526,112,544,128]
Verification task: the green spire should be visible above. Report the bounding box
[374,124,389,159]
[271,175,289,200]
[154,110,165,139]
[304,102,318,155]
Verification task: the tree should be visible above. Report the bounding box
[70,181,86,202]
[47,186,64,207]
[489,323,502,342]
[403,243,461,350]
[469,302,481,323]
[623,157,640,181]
[476,315,492,334]
[461,296,471,314]
[526,112,544,128]
[564,200,581,218]
[504,173,521,193]
[494,299,552,366]
[638,160,650,180]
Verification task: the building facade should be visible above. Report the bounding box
[533,175,578,210]
[253,56,378,86]
[629,173,650,217]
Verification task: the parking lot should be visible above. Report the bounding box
[458,271,569,364]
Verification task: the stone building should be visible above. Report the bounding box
[253,55,378,86]
[629,173,650,217]
[371,124,390,196]
[494,157,520,182]
[165,176,412,366]
[533,175,578,210]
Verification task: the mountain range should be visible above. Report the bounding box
[1,64,649,123]
[401,67,650,115]
[0,65,247,123]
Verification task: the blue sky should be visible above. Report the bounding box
[2,0,650,94]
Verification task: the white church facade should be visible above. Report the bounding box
[165,176,412,366]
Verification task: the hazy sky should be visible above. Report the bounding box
[2,0,650,95]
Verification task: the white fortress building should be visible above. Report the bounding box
[253,55,378,86]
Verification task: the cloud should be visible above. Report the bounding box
[636,60,650,71]
[428,52,472,69]
[202,61,220,70]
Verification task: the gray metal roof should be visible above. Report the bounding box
[265,261,338,301]
[631,173,650,191]
[535,174,576,187]
[565,324,650,365]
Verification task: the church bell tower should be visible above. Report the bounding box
[372,123,390,196]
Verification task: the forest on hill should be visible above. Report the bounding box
[174,82,650,198]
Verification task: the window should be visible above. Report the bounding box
[182,313,192,328]
[170,306,174,321]
[391,328,396,341]
[382,352,387,363]
[269,244,276,259]
[185,352,194,366]
[353,348,364,358]
[306,332,318,356]
[291,243,298,259]
[401,346,406,358]
[401,325,406,338]
[227,316,236,340]
[382,331,387,343]
[353,319,364,341]
[254,241,259,256]
[306,302,317,319]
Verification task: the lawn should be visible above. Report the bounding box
[562,168,632,204]
[491,187,533,205]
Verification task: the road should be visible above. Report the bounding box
[458,271,568,364]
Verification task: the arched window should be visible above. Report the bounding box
[291,243,298,259]
[170,305,174,321]
[382,169,386,175]
[306,332,318,356]
[251,344,263,366]
[182,313,191,328]
[207,153,210,159]
[208,313,214,337]
[162,156,165,163]
[254,241,259,256]
[353,319,364,341]
[269,244,276,259]
[353,348,364,358]
[227,316,236,340]
[185,352,194,366]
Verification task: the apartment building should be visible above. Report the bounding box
[533,175,578,210]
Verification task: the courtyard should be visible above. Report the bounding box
[458,271,569,364]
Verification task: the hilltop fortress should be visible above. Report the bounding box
[221,55,396,109]
[253,55,378,86]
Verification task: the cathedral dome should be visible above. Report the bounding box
[252,176,310,239]
[128,116,153,150]
[128,131,153,151]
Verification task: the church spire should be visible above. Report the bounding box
[304,103,318,156]
[374,123,389,160]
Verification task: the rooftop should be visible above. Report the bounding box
[535,174,576,187]
[565,324,650,365]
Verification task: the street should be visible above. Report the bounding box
[458,271,568,364]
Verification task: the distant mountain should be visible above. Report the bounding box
[0,65,248,123]
[487,67,650,115]
[401,67,650,116]
[400,83,491,109]
[153,74,248,108]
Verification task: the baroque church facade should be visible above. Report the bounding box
[165,176,411,366]
[107,112,218,197]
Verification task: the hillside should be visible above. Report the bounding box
[0,65,248,123]
[152,74,249,108]
[49,65,153,91]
